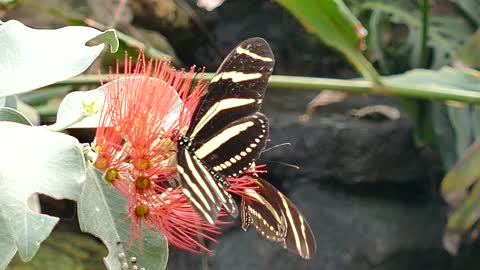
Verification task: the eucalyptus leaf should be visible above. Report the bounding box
[78,163,168,270]
[53,86,105,130]
[0,20,119,97]
[0,96,17,109]
[0,122,85,265]
[0,107,32,125]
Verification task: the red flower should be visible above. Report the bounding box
[93,52,217,253]
[128,186,227,253]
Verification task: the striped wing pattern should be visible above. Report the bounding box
[176,148,237,224]
[177,38,274,224]
[241,176,317,259]
[198,112,268,178]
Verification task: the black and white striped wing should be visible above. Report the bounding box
[195,112,268,178]
[242,176,317,259]
[241,185,287,243]
[186,37,274,143]
[176,148,237,225]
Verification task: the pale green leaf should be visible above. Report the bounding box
[78,163,168,270]
[0,96,17,108]
[53,86,105,129]
[0,107,32,125]
[0,20,118,97]
[0,122,85,265]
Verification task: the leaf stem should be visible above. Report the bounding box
[419,0,430,67]
[343,49,383,86]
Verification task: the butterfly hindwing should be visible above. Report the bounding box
[243,176,317,259]
[241,185,287,242]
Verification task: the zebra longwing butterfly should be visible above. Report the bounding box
[176,38,274,224]
[241,176,316,259]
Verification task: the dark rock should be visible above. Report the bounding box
[166,183,474,270]
[212,184,449,270]
[261,91,436,185]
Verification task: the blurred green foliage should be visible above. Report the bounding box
[279,0,480,254]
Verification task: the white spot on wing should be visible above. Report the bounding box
[216,71,262,82]
[236,46,273,62]
[194,121,255,158]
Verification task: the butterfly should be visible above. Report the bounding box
[176,38,274,224]
[241,175,316,259]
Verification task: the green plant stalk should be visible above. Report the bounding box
[419,0,430,68]
[343,49,383,85]
[55,74,480,104]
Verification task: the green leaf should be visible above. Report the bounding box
[430,102,457,169]
[385,68,480,168]
[0,122,85,265]
[0,107,32,125]
[0,96,17,108]
[78,164,168,270]
[8,232,107,269]
[87,29,119,53]
[277,0,381,83]
[0,20,119,97]
[385,67,480,94]
[449,0,480,25]
[448,179,480,230]
[456,31,480,67]
[447,104,474,158]
[442,138,480,204]
[356,2,473,69]
[277,0,365,51]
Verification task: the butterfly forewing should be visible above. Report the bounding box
[243,176,317,259]
[187,38,274,143]
[195,112,269,178]
[176,149,237,224]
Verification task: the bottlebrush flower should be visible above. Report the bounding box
[93,52,218,253]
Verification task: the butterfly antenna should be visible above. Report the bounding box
[259,159,300,170]
[261,142,292,153]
